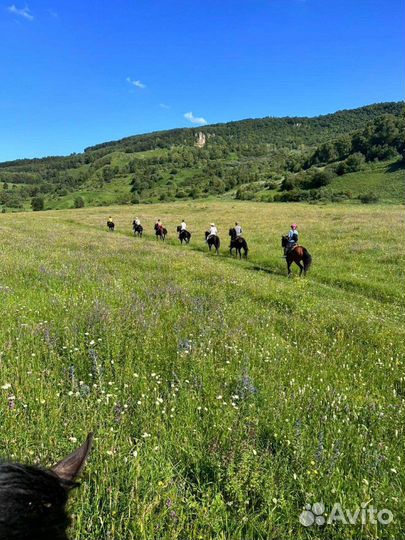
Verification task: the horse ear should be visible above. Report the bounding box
[51,433,93,483]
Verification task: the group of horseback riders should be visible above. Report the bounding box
[106,216,309,275]
[107,216,299,255]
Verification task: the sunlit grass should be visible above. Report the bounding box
[0,201,403,539]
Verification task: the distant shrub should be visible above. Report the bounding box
[259,192,274,203]
[307,169,335,188]
[274,189,308,202]
[74,196,85,208]
[280,175,297,191]
[265,181,279,190]
[336,152,366,175]
[31,196,44,211]
[359,192,379,204]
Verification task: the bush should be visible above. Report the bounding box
[274,189,308,202]
[344,152,365,172]
[307,169,334,188]
[359,192,379,204]
[74,196,85,208]
[265,181,279,190]
[280,175,297,191]
[31,196,44,211]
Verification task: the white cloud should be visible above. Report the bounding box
[159,103,170,109]
[7,4,33,20]
[126,77,146,89]
[184,111,207,126]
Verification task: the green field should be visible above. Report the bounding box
[0,201,404,539]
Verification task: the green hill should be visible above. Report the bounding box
[0,101,403,211]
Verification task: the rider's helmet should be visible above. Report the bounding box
[291,223,297,230]
[211,223,215,227]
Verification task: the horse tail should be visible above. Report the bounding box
[303,248,312,273]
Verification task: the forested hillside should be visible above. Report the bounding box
[0,101,403,211]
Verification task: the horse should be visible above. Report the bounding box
[205,231,220,254]
[281,235,312,277]
[107,221,115,232]
[229,228,249,259]
[176,225,191,244]
[0,433,93,540]
[133,222,143,237]
[154,223,167,241]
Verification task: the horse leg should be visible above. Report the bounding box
[297,261,304,276]
[287,260,292,277]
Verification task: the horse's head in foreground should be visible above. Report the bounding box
[0,433,93,540]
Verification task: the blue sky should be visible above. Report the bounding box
[0,0,404,161]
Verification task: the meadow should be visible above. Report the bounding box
[0,200,403,539]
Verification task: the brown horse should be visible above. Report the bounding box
[154,223,167,241]
[281,235,312,277]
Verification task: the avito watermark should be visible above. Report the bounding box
[299,502,393,527]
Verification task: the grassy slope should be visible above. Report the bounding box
[0,201,404,539]
[329,160,405,202]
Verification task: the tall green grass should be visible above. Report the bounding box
[0,201,403,539]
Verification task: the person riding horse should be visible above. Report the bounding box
[229,223,248,259]
[283,223,299,257]
[205,223,220,254]
[132,217,143,237]
[154,219,167,240]
[107,216,114,231]
[206,223,218,242]
[177,219,191,244]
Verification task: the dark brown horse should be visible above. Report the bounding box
[107,221,115,232]
[281,235,312,277]
[0,433,92,540]
[229,228,248,259]
[177,225,191,244]
[154,223,167,241]
[205,231,220,254]
[133,222,143,237]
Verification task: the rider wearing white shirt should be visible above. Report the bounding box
[209,224,217,236]
[207,223,218,241]
[180,220,187,231]
[234,222,243,237]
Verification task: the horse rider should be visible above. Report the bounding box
[180,219,187,232]
[134,216,141,227]
[234,222,243,237]
[155,218,163,232]
[284,223,299,257]
[107,216,113,225]
[206,223,218,242]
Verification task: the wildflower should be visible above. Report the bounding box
[1,383,11,390]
